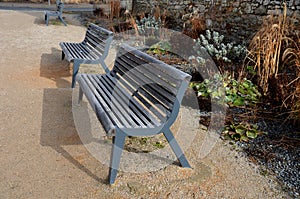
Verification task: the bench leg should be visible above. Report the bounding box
[99,60,110,74]
[163,128,191,168]
[109,131,126,184]
[61,51,65,60]
[78,86,83,104]
[58,15,67,26]
[72,60,81,88]
[45,13,49,26]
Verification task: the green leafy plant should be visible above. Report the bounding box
[147,40,172,55]
[153,141,165,149]
[190,74,261,107]
[222,122,266,142]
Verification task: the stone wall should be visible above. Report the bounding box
[132,0,300,42]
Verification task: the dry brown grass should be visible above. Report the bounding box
[182,16,206,39]
[245,3,300,121]
[109,0,120,20]
[246,3,299,95]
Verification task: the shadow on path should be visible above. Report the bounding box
[40,88,108,184]
[40,47,72,88]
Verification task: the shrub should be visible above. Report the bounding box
[190,30,247,77]
[245,3,299,96]
[136,15,162,37]
[222,122,266,142]
[245,3,300,122]
[190,74,261,107]
[194,30,247,64]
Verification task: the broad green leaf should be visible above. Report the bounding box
[246,129,258,139]
[232,133,241,140]
[233,97,245,106]
[235,125,246,134]
[241,135,249,142]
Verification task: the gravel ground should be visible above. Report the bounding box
[242,120,300,198]
[0,9,293,198]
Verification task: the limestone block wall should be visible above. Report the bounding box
[132,0,300,42]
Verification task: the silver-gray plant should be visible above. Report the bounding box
[194,30,247,63]
[136,15,162,36]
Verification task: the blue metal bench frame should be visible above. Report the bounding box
[44,0,67,26]
[76,44,192,184]
[59,24,113,87]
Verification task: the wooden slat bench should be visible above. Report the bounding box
[76,43,192,184]
[44,0,67,26]
[59,23,113,87]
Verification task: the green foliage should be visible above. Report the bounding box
[147,40,172,55]
[153,141,165,149]
[190,74,261,107]
[222,122,266,142]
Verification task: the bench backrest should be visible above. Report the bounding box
[83,24,114,59]
[111,44,192,125]
[55,0,64,12]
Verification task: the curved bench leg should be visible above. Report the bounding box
[61,51,65,60]
[163,128,191,168]
[58,15,67,26]
[109,131,126,184]
[99,60,110,74]
[72,60,82,88]
[45,13,49,26]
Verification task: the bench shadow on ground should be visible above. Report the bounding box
[40,47,72,88]
[32,13,46,25]
[22,10,66,26]
[33,15,70,26]
[40,48,109,183]
[40,88,108,184]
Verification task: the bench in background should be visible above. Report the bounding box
[76,44,192,184]
[44,0,67,26]
[59,23,113,87]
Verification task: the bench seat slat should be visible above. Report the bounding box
[85,74,160,129]
[100,75,155,128]
[81,74,125,128]
[112,66,169,122]
[90,74,142,128]
[98,74,163,128]
[108,73,163,126]
[68,43,97,60]
[68,43,92,60]
[86,74,133,128]
[104,74,159,127]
